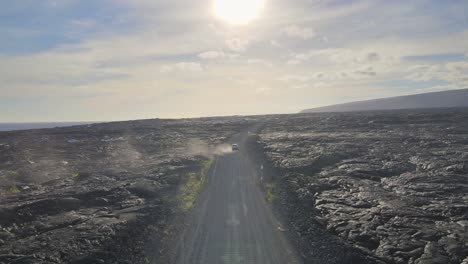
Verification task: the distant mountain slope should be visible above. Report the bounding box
[301,88,468,113]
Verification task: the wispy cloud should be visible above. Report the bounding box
[225,38,249,52]
[198,51,226,59]
[198,50,239,60]
[0,0,467,121]
[160,62,203,73]
[282,25,315,40]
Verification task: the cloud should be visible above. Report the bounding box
[407,61,468,87]
[1,0,468,121]
[255,86,272,94]
[354,66,377,77]
[416,84,459,93]
[366,52,380,62]
[287,59,301,65]
[278,65,378,83]
[225,38,249,52]
[160,62,203,73]
[277,75,311,82]
[198,51,226,59]
[289,49,393,67]
[270,40,280,47]
[315,49,383,64]
[247,59,272,67]
[197,51,239,60]
[282,25,315,40]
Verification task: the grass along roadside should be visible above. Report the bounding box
[7,185,21,194]
[265,182,275,203]
[178,158,214,211]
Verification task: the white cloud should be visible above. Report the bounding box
[279,67,377,83]
[197,51,239,60]
[2,0,468,121]
[287,59,301,65]
[277,75,311,82]
[255,86,272,94]
[198,51,226,59]
[225,38,249,52]
[160,62,203,73]
[416,84,459,93]
[270,40,280,47]
[353,66,377,77]
[247,59,272,67]
[314,49,381,64]
[282,25,315,40]
[289,48,398,71]
[407,61,468,87]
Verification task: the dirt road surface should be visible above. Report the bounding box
[174,131,301,264]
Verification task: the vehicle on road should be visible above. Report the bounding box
[232,144,239,151]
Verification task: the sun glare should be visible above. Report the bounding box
[213,0,265,25]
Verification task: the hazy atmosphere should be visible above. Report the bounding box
[1,2,468,263]
[1,0,467,122]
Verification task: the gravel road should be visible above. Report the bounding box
[174,131,301,264]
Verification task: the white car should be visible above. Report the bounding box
[232,144,239,151]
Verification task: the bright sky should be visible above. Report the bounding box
[1,0,467,122]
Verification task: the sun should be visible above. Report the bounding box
[213,0,265,25]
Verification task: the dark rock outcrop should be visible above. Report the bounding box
[255,109,468,264]
[0,117,252,263]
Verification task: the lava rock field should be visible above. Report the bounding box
[254,109,468,264]
[0,117,251,264]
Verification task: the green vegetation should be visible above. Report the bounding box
[200,159,213,176]
[6,171,19,178]
[265,183,275,203]
[179,159,213,211]
[179,173,203,211]
[7,185,21,194]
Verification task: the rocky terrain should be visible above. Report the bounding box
[1,109,467,264]
[0,117,252,264]
[253,108,468,264]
